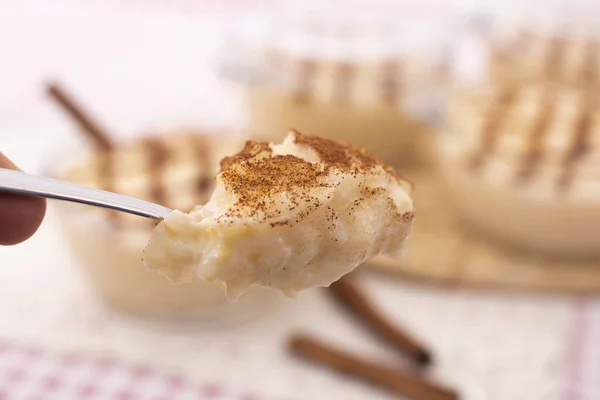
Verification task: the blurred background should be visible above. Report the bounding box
[1,0,600,399]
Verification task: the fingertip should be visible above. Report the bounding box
[0,152,47,245]
[0,193,47,245]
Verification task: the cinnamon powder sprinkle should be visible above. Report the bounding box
[218,130,410,223]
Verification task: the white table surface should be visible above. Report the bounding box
[0,2,599,400]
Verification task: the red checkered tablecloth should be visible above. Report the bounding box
[0,340,291,400]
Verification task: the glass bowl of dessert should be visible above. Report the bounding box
[436,81,600,259]
[220,6,455,167]
[466,2,600,89]
[47,130,282,323]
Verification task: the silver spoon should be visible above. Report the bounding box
[0,168,172,220]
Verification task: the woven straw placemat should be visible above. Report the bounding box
[367,168,600,293]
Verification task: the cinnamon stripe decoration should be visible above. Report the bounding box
[546,36,566,79]
[515,95,555,184]
[436,57,451,84]
[294,59,318,105]
[381,60,401,106]
[334,62,354,105]
[197,176,214,197]
[469,88,517,171]
[330,276,432,366]
[193,136,215,201]
[557,109,591,191]
[289,335,458,400]
[96,150,120,225]
[496,29,532,68]
[144,138,170,206]
[97,152,114,194]
[583,41,597,85]
[513,29,533,55]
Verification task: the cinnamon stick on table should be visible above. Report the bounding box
[330,275,432,366]
[290,335,458,400]
[46,82,114,152]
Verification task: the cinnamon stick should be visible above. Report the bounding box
[290,335,458,400]
[46,82,114,151]
[330,275,432,366]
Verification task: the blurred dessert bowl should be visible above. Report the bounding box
[461,5,600,90]
[45,83,281,323]
[437,81,600,259]
[221,11,450,168]
[490,27,600,89]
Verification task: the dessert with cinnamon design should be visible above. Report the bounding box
[239,51,436,165]
[490,25,600,88]
[439,83,600,258]
[143,130,415,299]
[223,13,446,166]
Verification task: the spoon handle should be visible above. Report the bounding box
[0,168,172,220]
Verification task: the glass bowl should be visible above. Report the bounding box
[449,2,600,90]
[220,7,456,167]
[434,82,600,259]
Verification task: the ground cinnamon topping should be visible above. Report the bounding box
[218,130,408,223]
[219,140,273,171]
[220,154,328,222]
[291,130,413,191]
[290,129,385,172]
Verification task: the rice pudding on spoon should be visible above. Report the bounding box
[143,130,415,300]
